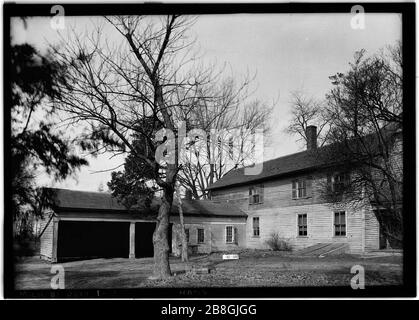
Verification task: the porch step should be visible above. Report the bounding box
[296,243,349,257]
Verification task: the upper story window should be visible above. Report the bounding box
[249,184,264,205]
[197,228,205,243]
[292,179,307,199]
[327,172,351,193]
[252,217,260,237]
[334,211,346,236]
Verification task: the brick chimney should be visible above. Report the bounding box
[306,125,317,151]
[184,189,193,200]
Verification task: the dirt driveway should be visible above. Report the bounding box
[14,256,174,290]
[14,251,403,290]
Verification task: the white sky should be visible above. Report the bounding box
[10,13,402,191]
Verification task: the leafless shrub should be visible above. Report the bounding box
[265,232,292,251]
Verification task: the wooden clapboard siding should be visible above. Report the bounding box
[212,173,333,210]
[244,203,365,252]
[207,132,401,254]
[179,166,383,254]
[210,223,246,252]
[365,208,380,250]
[390,139,403,176]
[211,187,249,212]
[39,213,54,260]
[170,215,247,254]
[172,222,211,254]
[170,215,246,225]
[212,168,376,253]
[39,203,247,262]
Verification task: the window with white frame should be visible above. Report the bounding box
[252,217,260,237]
[226,226,235,243]
[334,211,346,236]
[298,214,308,236]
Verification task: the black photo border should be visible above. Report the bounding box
[3,1,416,299]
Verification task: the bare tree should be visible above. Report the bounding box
[317,43,403,247]
[285,91,331,148]
[177,78,273,199]
[51,15,220,278]
[174,182,188,262]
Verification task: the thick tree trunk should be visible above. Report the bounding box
[152,191,172,279]
[178,199,189,262]
[174,184,188,262]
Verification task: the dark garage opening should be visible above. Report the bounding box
[135,222,155,258]
[135,222,172,258]
[57,221,130,261]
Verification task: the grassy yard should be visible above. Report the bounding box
[14,250,402,290]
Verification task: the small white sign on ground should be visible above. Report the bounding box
[222,254,239,260]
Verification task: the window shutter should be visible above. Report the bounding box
[341,211,346,225]
[301,179,307,197]
[234,227,238,244]
[327,174,332,193]
[259,184,264,204]
[345,172,351,187]
[333,174,340,192]
[249,187,253,205]
[292,180,297,199]
[306,176,313,197]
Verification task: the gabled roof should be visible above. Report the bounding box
[48,188,126,211]
[207,149,325,191]
[207,127,401,191]
[46,188,246,217]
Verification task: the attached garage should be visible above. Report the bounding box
[39,189,158,262]
[39,188,246,262]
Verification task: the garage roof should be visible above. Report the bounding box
[48,188,126,211]
[46,188,246,218]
